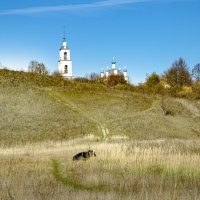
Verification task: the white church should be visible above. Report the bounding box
[58,35,128,81]
[58,35,73,79]
[100,57,128,82]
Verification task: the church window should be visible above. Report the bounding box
[64,52,67,60]
[64,65,68,73]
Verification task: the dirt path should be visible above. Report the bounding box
[107,99,159,124]
[47,90,109,140]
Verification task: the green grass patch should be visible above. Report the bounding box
[52,159,107,192]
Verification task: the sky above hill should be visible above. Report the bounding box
[0,0,200,84]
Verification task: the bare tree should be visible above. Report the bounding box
[52,70,62,77]
[86,72,100,81]
[28,60,48,74]
[164,58,192,87]
[192,63,200,81]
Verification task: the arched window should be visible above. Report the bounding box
[64,65,68,73]
[64,52,67,60]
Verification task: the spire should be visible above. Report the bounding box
[63,26,66,42]
[112,57,116,64]
[62,26,67,48]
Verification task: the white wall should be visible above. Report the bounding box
[59,49,71,61]
[58,44,73,78]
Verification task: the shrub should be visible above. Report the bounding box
[74,77,90,83]
[146,73,160,88]
[178,86,193,97]
[168,86,182,97]
[52,70,62,77]
[106,74,126,86]
[145,73,164,94]
[192,81,200,99]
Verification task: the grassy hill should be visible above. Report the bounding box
[1,69,200,200]
[0,69,200,145]
[0,69,200,146]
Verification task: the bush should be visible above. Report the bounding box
[146,73,160,88]
[192,81,200,99]
[74,77,90,83]
[106,74,126,86]
[145,73,165,94]
[52,71,62,77]
[0,69,70,87]
[168,86,182,97]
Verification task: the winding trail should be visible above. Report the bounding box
[107,98,159,124]
[47,89,109,140]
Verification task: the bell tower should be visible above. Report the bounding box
[58,31,73,79]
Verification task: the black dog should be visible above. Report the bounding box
[73,150,96,161]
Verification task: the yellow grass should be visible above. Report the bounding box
[1,138,200,200]
[1,70,200,199]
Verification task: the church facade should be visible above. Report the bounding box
[100,57,128,82]
[58,35,73,79]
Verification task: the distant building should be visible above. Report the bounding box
[100,57,128,82]
[58,34,73,79]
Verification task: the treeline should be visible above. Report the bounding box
[140,57,200,99]
[0,58,200,99]
[75,57,200,99]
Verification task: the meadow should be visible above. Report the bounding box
[1,138,200,200]
[0,69,200,199]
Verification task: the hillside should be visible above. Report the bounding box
[1,69,200,200]
[0,69,200,146]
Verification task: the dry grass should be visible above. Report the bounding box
[49,89,200,140]
[1,69,200,145]
[50,89,154,123]
[1,139,200,200]
[0,87,99,147]
[1,69,200,199]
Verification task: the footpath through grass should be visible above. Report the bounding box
[1,139,200,200]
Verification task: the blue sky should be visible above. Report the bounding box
[0,0,200,84]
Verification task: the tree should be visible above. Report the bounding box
[28,60,48,74]
[145,73,165,94]
[146,73,160,87]
[164,58,192,87]
[86,72,100,81]
[192,63,200,81]
[52,70,62,77]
